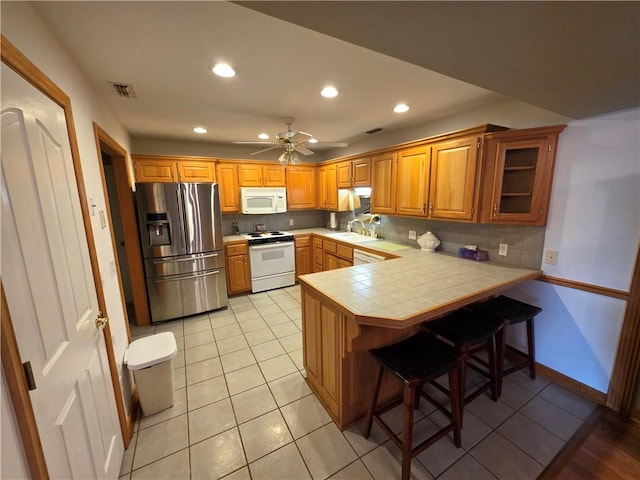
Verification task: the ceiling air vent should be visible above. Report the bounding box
[109,82,136,98]
[366,128,383,134]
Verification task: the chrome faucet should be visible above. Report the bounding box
[349,219,366,235]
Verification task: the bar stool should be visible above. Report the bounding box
[363,331,464,480]
[422,308,504,417]
[467,295,542,396]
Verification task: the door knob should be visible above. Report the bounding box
[94,314,109,329]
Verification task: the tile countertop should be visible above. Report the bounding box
[225,228,541,328]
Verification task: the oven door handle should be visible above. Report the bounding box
[250,241,294,250]
[154,270,220,283]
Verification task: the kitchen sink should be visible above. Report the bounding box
[325,231,378,243]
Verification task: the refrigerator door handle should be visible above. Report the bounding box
[177,183,188,254]
[152,253,219,265]
[154,270,221,283]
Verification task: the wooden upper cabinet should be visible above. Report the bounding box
[395,146,431,217]
[335,158,371,188]
[370,151,397,214]
[286,165,316,210]
[178,161,216,183]
[352,158,371,186]
[480,125,566,225]
[429,136,481,221]
[215,163,240,213]
[336,161,353,188]
[133,155,215,183]
[134,158,177,183]
[238,163,285,187]
[317,164,338,210]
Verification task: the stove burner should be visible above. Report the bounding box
[269,231,284,235]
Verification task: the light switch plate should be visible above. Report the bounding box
[408,230,416,240]
[499,243,508,256]
[289,218,294,226]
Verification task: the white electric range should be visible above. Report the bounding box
[240,231,296,293]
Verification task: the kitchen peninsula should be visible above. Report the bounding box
[297,243,540,428]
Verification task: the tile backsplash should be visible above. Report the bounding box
[332,212,545,269]
[224,210,545,269]
[222,210,326,235]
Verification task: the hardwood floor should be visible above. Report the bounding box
[540,407,640,479]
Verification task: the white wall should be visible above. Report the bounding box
[1,0,134,434]
[506,108,640,393]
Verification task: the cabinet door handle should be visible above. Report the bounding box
[428,203,433,215]
[423,204,426,214]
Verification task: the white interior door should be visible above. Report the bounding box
[1,63,123,478]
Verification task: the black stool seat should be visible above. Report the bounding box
[425,309,504,344]
[363,331,463,480]
[371,330,462,383]
[423,308,504,411]
[469,295,542,325]
[467,295,542,394]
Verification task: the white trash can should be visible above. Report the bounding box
[125,332,177,416]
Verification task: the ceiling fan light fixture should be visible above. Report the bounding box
[308,138,318,144]
[393,103,410,113]
[212,63,236,78]
[321,86,338,98]
[258,133,270,140]
[278,150,300,165]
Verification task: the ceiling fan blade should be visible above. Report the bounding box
[232,142,279,145]
[250,145,281,155]
[289,131,312,143]
[294,144,314,156]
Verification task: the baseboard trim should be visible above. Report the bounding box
[125,386,139,447]
[505,349,607,405]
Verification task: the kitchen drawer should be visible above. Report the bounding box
[336,244,353,261]
[313,237,323,249]
[313,262,323,273]
[296,236,311,247]
[226,242,248,256]
[323,240,337,254]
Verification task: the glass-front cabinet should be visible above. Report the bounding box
[481,125,566,225]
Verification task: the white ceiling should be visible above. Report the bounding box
[33,1,638,157]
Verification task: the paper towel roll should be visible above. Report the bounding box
[329,212,337,230]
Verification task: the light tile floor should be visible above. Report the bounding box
[121,285,597,480]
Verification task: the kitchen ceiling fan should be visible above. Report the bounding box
[233,117,348,165]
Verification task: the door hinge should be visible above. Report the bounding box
[548,144,551,152]
[23,361,37,391]
[477,139,480,149]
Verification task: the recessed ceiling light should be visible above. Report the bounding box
[258,133,270,140]
[308,138,318,144]
[393,103,410,113]
[212,63,236,78]
[193,127,207,134]
[321,86,338,98]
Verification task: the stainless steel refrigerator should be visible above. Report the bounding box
[136,182,228,323]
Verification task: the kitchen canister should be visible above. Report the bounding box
[417,231,440,252]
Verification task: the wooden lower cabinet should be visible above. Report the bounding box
[295,236,312,278]
[322,239,353,271]
[225,242,251,294]
[301,285,414,428]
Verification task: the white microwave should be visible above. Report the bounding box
[240,187,287,214]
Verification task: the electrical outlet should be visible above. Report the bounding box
[544,250,558,265]
[289,218,294,226]
[408,230,416,240]
[499,243,508,256]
